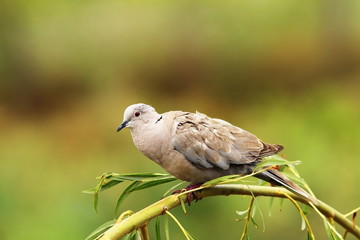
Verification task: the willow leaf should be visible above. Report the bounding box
[155,217,162,240]
[129,177,177,193]
[85,219,115,240]
[114,181,141,216]
[254,157,302,172]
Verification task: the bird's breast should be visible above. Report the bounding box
[131,125,172,164]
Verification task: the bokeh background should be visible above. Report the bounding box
[1,0,360,239]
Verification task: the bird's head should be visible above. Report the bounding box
[117,103,158,132]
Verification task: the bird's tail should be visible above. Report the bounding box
[256,169,318,204]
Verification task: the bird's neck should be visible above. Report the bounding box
[130,114,170,163]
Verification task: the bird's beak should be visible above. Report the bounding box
[117,120,129,132]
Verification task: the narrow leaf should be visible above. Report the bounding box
[281,171,307,188]
[279,198,284,211]
[254,156,302,172]
[250,217,259,228]
[99,179,124,192]
[112,173,173,181]
[324,220,335,240]
[129,230,137,240]
[251,204,257,218]
[162,181,185,197]
[301,205,310,231]
[155,217,162,240]
[82,188,97,194]
[121,231,136,240]
[236,209,249,217]
[202,175,240,186]
[268,197,274,217]
[98,172,114,180]
[85,219,115,240]
[129,177,177,193]
[188,233,198,240]
[249,189,266,232]
[82,180,123,195]
[164,214,170,240]
[166,211,194,240]
[89,174,108,213]
[284,192,315,239]
[93,192,99,213]
[114,181,141,216]
[324,220,343,240]
[301,216,306,231]
[180,196,187,215]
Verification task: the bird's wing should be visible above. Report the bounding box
[172,112,283,170]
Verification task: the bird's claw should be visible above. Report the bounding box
[172,183,203,205]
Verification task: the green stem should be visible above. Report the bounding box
[240,197,255,240]
[139,223,150,240]
[99,184,360,240]
[165,210,192,240]
[283,192,314,239]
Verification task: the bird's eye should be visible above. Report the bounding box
[134,111,141,117]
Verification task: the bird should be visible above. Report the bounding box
[117,103,316,203]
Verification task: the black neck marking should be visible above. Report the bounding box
[155,115,163,124]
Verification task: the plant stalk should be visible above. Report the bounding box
[99,184,360,240]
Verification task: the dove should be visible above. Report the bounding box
[117,103,316,203]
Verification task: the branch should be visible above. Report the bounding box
[99,184,360,240]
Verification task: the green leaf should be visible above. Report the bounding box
[114,181,141,216]
[251,203,257,218]
[301,215,306,231]
[112,173,173,181]
[268,197,274,217]
[166,210,197,240]
[202,175,240,186]
[324,220,335,240]
[84,172,177,214]
[113,177,177,215]
[180,196,187,215]
[164,214,170,240]
[250,193,266,232]
[301,205,311,230]
[188,233,198,240]
[85,219,115,240]
[281,171,307,187]
[254,156,302,172]
[82,188,97,194]
[97,172,114,180]
[250,216,259,229]
[83,179,124,212]
[83,179,124,195]
[121,230,137,240]
[155,217,162,240]
[129,177,177,192]
[88,174,108,213]
[162,181,185,197]
[99,179,124,192]
[94,192,99,213]
[236,209,249,217]
[324,220,343,240]
[129,230,137,240]
[279,198,284,211]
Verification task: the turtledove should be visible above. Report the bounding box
[117,103,316,203]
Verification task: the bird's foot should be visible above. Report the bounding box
[172,183,203,205]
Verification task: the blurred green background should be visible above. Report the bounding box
[1,0,360,239]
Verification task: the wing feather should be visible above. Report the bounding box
[173,112,283,170]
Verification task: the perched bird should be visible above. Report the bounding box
[117,103,316,203]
